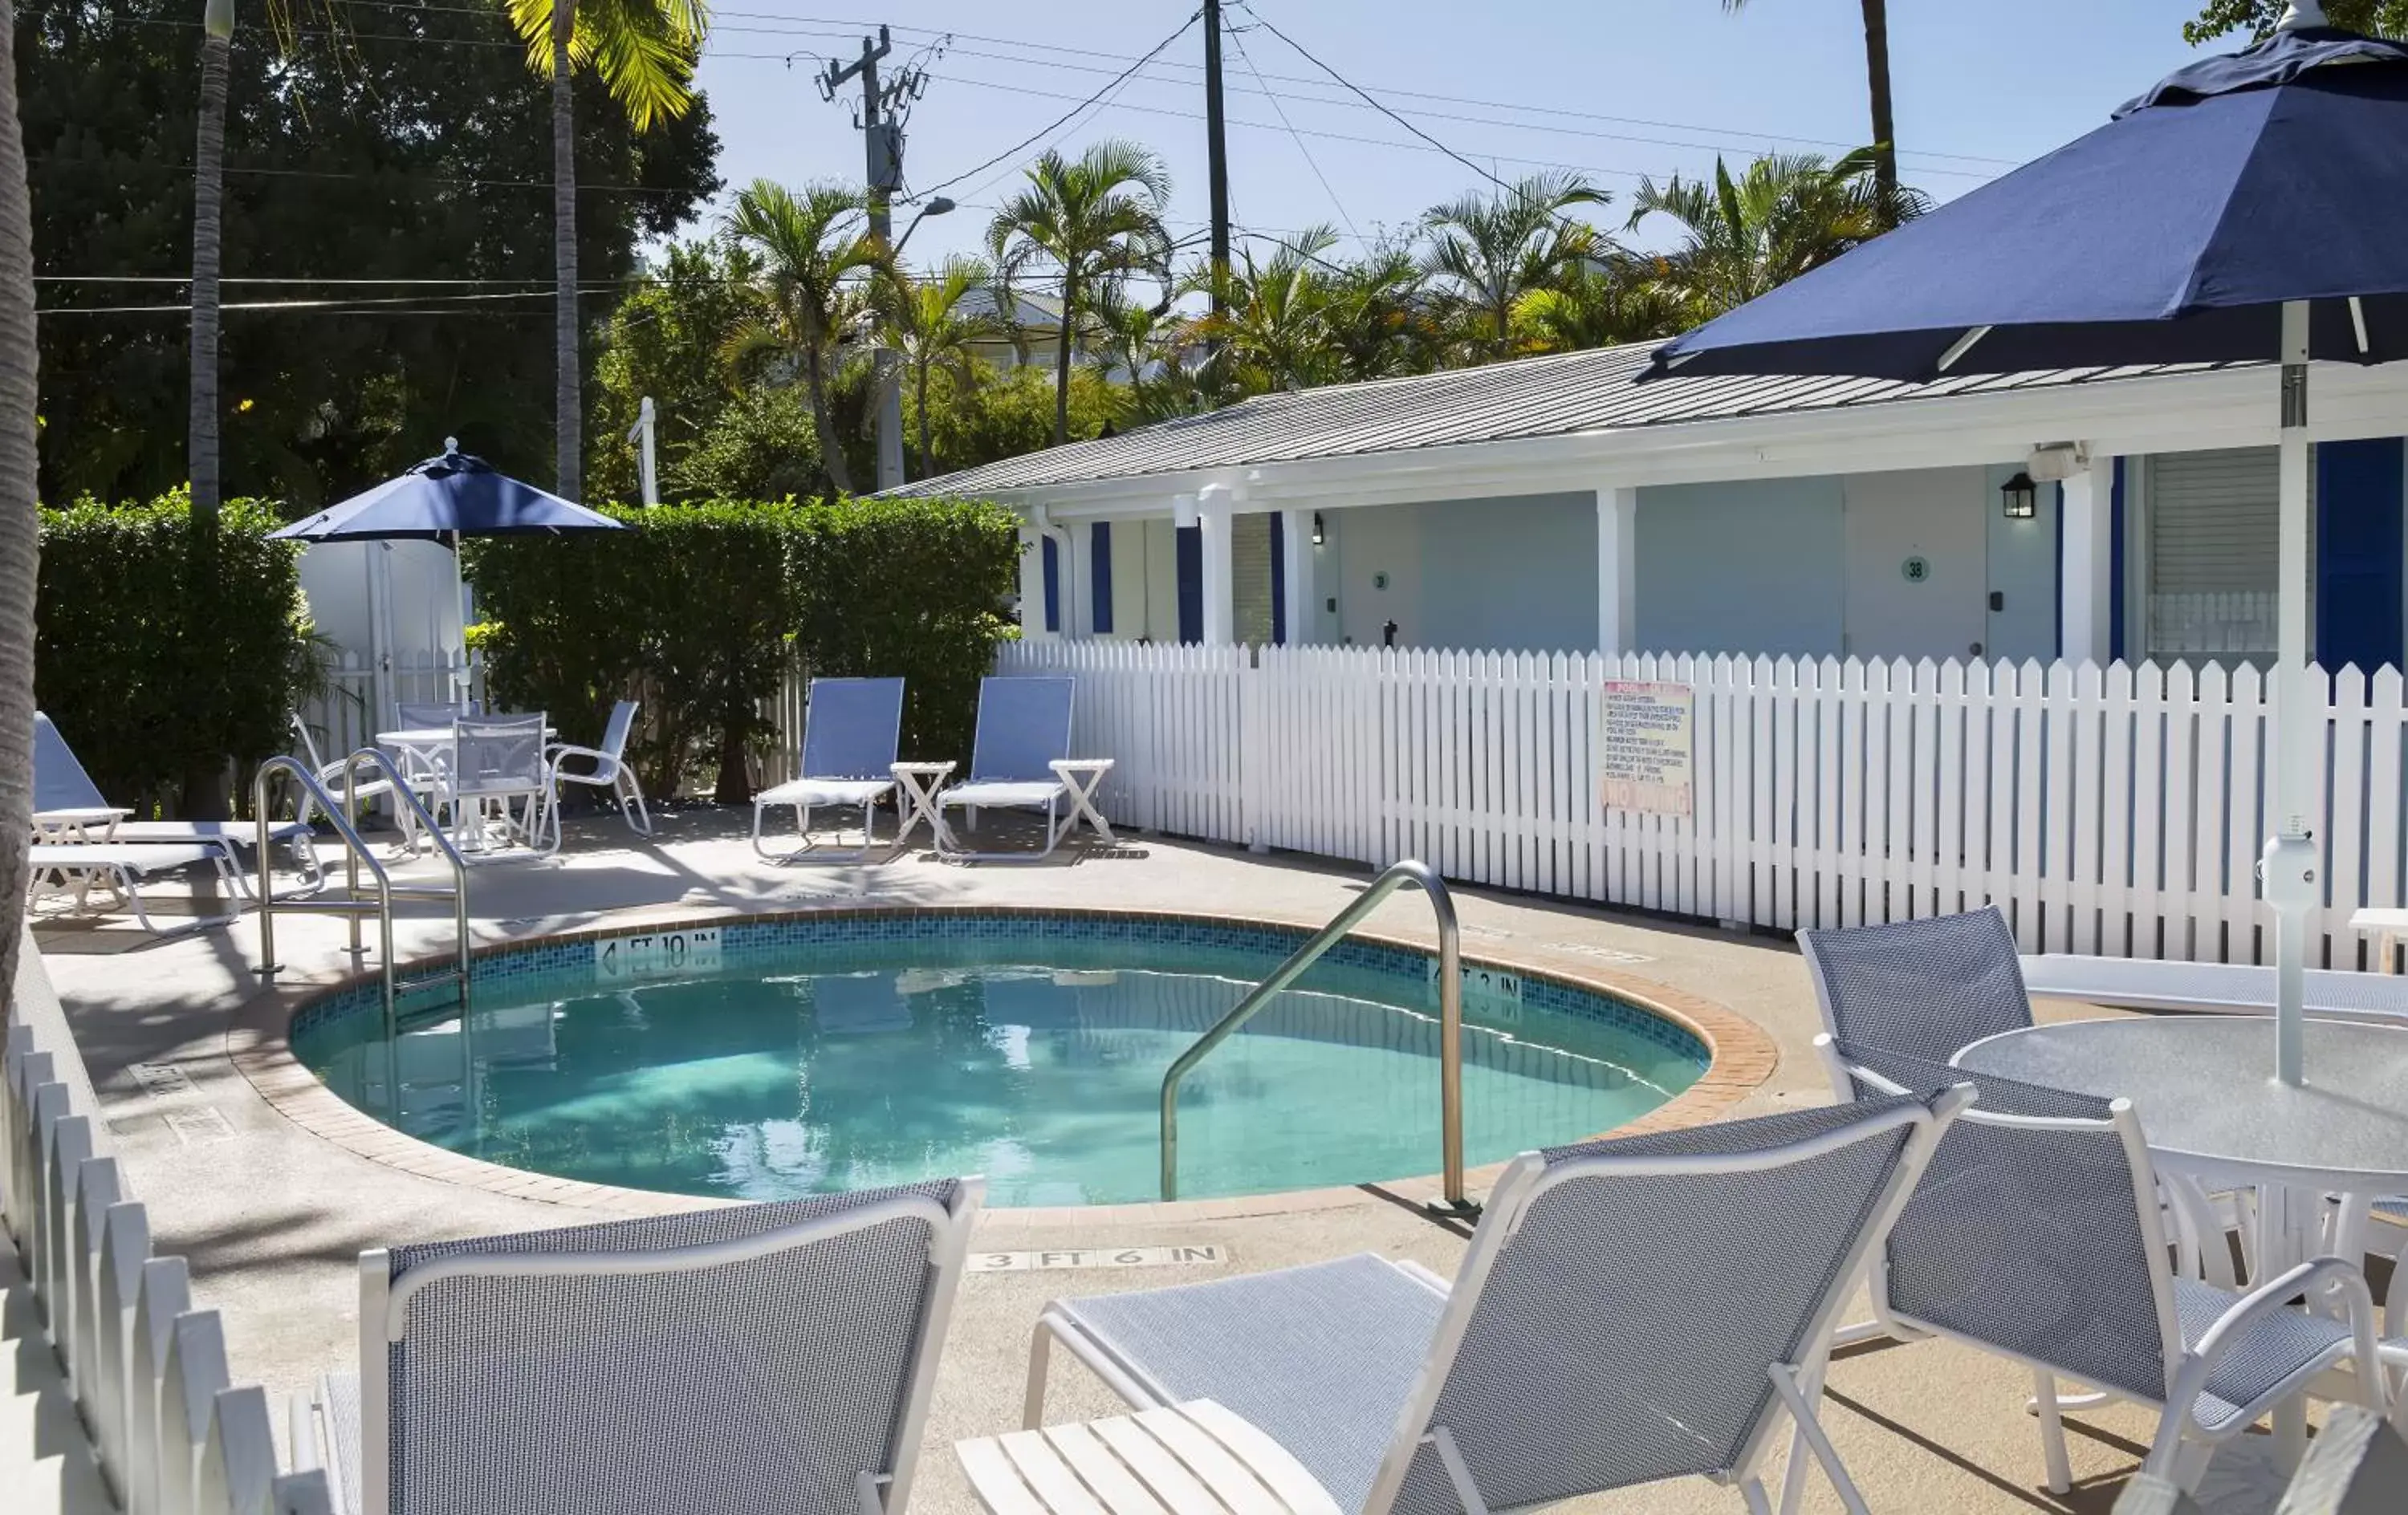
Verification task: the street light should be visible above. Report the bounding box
[893,195,955,254]
[875,196,956,491]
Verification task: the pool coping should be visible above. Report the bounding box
[228,900,1780,1225]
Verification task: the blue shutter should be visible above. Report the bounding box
[1041,535,1060,634]
[1176,525,1202,644]
[1091,522,1113,636]
[1269,512,1287,646]
[2316,438,2406,673]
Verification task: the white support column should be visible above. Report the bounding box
[1597,486,1638,656]
[1060,522,1089,638]
[1016,514,1052,640]
[1196,482,1236,646]
[2058,453,2114,664]
[1282,510,1317,646]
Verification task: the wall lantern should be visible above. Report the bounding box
[1311,511,1326,546]
[1999,471,2039,520]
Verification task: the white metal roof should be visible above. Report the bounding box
[889,341,2238,500]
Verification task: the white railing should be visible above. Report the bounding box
[999,641,2408,970]
[2150,591,2277,656]
[3,934,332,1515]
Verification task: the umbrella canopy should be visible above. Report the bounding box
[1644,4,2408,1088]
[270,440,624,542]
[1650,17,2408,381]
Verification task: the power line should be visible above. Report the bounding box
[1223,20,1355,242]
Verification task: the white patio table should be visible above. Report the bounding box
[376,723,555,855]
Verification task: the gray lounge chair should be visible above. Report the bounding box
[36,712,319,893]
[1796,905,2032,1065]
[293,1178,983,1515]
[1830,1037,2384,1497]
[28,841,245,935]
[753,677,906,863]
[1023,1095,1968,1515]
[936,676,1083,862]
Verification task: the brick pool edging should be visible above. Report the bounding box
[228,900,1780,1225]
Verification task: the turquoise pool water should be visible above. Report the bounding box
[291,913,1707,1206]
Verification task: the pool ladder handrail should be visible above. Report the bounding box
[254,747,472,1019]
[1159,859,1475,1216]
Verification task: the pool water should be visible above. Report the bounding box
[293,921,1706,1206]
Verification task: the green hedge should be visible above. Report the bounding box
[470,497,1021,801]
[36,493,315,814]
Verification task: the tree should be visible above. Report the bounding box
[1722,1,1900,217]
[1419,171,1609,362]
[2185,0,2408,41]
[1184,226,1344,394]
[23,0,721,506]
[1626,149,1924,323]
[0,0,36,978]
[986,140,1173,446]
[880,255,1003,479]
[722,179,888,496]
[1508,257,1686,355]
[587,240,773,502]
[502,0,711,500]
[1321,234,1438,383]
[189,0,233,526]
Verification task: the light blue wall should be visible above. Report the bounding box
[1635,478,1846,656]
[1984,461,2059,661]
[1413,493,1598,652]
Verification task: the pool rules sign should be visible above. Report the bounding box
[1600,680,1695,818]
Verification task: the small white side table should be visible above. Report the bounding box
[1049,759,1117,847]
[890,761,958,850]
[958,1399,1339,1515]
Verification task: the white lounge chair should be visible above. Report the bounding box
[292,1178,982,1515]
[539,698,651,855]
[1020,1095,1967,1515]
[1832,1038,2386,1497]
[35,712,319,894]
[934,676,1087,863]
[752,678,905,863]
[29,841,244,935]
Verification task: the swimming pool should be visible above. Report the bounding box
[291,911,1711,1207]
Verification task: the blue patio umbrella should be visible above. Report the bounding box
[1648,2,2408,1086]
[270,439,624,543]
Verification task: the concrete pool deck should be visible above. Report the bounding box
[31,805,2361,1513]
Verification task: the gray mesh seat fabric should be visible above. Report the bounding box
[1832,1039,2377,1485]
[1798,906,2032,1065]
[755,678,906,862]
[1030,1096,1958,1515]
[311,1178,981,1515]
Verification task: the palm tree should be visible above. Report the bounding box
[1322,235,1434,382]
[881,255,1003,479]
[1626,149,1925,323]
[1722,0,1899,217]
[1507,257,1687,354]
[1419,171,1609,362]
[1183,227,1344,395]
[189,0,234,526]
[986,140,1173,446]
[722,179,889,495]
[0,0,36,973]
[505,0,711,499]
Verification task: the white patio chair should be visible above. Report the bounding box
[1023,1092,1970,1515]
[34,712,320,894]
[539,698,650,855]
[752,677,905,863]
[290,1178,982,1515]
[27,841,245,935]
[440,713,549,853]
[290,715,401,835]
[935,676,1084,863]
[1830,1037,2386,1497]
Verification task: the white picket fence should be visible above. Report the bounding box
[999,640,2408,970]
[297,648,482,764]
[3,941,333,1515]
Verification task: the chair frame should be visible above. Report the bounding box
[539,699,652,855]
[1026,1092,1969,1515]
[29,843,246,936]
[753,679,906,866]
[326,1182,984,1515]
[1832,1037,2386,1495]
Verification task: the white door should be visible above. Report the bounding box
[1842,468,1991,660]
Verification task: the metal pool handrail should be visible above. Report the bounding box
[1158,859,1474,1214]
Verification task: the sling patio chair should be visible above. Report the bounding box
[35,712,321,895]
[443,713,551,856]
[291,1177,983,1515]
[932,676,1099,863]
[752,678,906,864]
[1017,1093,1969,1515]
[1796,905,2033,1065]
[539,698,651,855]
[28,840,246,935]
[1828,1037,2385,1498]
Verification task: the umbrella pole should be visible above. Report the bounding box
[2265,300,2318,1087]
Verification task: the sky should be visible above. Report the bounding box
[684,0,2232,271]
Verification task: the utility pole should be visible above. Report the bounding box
[821,26,932,491]
[1202,0,1230,314]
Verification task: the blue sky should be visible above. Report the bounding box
[689,2,2225,269]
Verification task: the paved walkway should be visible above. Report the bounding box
[26,803,2343,1513]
